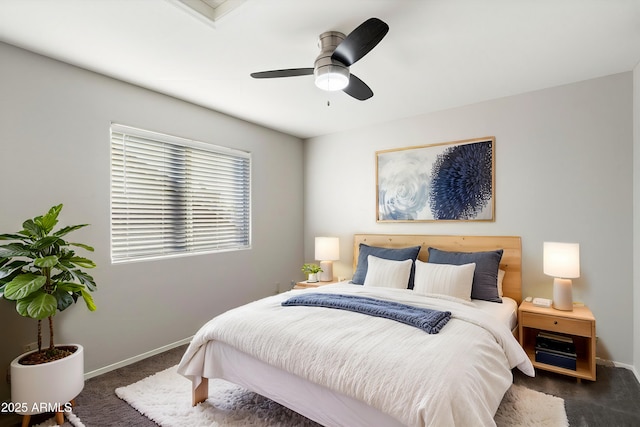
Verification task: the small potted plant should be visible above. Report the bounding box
[0,204,97,423]
[301,263,323,283]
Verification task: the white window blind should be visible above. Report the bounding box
[110,124,251,263]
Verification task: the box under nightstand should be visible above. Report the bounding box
[518,301,596,381]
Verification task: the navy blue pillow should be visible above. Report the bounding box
[351,244,421,288]
[427,247,503,303]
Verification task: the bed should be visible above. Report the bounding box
[178,234,534,427]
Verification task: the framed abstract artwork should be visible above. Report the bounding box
[376,137,495,222]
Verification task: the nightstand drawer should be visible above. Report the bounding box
[521,311,591,337]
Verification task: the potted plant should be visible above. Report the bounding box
[0,204,97,422]
[301,263,323,283]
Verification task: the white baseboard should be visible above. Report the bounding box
[84,336,192,380]
[82,339,640,385]
[611,361,640,384]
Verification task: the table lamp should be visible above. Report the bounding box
[315,237,339,282]
[543,242,580,311]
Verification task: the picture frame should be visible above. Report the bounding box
[376,137,495,222]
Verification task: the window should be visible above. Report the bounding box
[110,124,251,263]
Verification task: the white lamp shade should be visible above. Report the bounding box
[315,237,340,261]
[315,237,339,282]
[543,242,580,278]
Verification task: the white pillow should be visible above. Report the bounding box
[497,269,506,297]
[363,255,413,289]
[413,260,476,301]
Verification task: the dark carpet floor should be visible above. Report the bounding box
[2,344,639,426]
[513,362,640,426]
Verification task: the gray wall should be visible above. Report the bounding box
[0,42,304,400]
[634,63,640,378]
[304,73,635,367]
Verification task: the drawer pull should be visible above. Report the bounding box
[554,321,558,325]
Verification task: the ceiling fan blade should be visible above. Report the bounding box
[332,18,389,66]
[250,68,314,79]
[343,74,373,101]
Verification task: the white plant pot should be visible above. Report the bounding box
[307,273,318,283]
[10,344,84,415]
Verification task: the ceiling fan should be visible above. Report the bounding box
[250,18,389,101]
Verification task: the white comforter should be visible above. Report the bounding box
[178,283,534,427]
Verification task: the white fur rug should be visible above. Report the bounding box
[116,365,568,427]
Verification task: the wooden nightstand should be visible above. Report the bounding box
[518,301,596,381]
[293,280,338,289]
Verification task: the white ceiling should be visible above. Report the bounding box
[1,0,639,139]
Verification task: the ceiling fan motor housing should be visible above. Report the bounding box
[314,31,350,91]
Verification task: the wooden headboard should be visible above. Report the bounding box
[353,234,522,304]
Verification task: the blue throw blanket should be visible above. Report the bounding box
[282,293,451,334]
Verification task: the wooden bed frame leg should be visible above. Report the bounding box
[192,377,209,406]
[21,415,30,427]
[54,411,64,425]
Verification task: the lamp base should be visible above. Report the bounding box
[319,261,333,282]
[552,278,573,311]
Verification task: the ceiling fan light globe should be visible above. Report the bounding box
[314,67,349,91]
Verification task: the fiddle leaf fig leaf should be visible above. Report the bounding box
[71,270,96,291]
[16,294,37,317]
[81,289,96,311]
[0,234,27,241]
[35,204,62,235]
[67,257,96,269]
[3,274,46,300]
[21,219,40,238]
[54,224,89,238]
[54,289,74,312]
[27,292,57,320]
[0,243,32,258]
[31,236,62,251]
[34,255,58,268]
[69,242,94,252]
[57,282,85,293]
[0,260,27,280]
